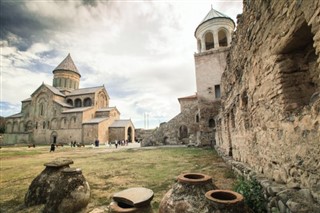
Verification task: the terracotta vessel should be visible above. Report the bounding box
[25,159,73,207]
[159,173,218,213]
[44,168,91,213]
[109,187,154,213]
[205,189,252,213]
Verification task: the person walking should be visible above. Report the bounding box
[50,143,55,152]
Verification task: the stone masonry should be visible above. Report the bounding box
[216,0,320,207]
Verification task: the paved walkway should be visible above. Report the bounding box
[88,142,187,152]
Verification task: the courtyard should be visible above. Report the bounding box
[0,144,235,212]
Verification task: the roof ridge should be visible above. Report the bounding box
[72,85,104,91]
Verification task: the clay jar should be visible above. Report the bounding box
[205,189,251,213]
[44,168,91,213]
[25,159,74,207]
[108,187,154,213]
[159,173,218,213]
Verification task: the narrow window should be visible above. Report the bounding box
[205,32,214,50]
[218,30,228,47]
[209,118,216,128]
[84,98,92,107]
[75,98,82,107]
[215,85,221,99]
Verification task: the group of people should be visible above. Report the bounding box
[113,140,129,148]
[70,141,78,147]
[50,138,129,151]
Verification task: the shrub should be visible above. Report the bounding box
[233,176,267,213]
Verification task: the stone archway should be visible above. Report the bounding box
[51,131,58,144]
[179,125,188,139]
[127,127,132,142]
[163,136,169,145]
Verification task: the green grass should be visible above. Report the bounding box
[0,145,236,212]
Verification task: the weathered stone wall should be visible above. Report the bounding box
[109,127,126,142]
[216,0,320,203]
[141,99,199,146]
[194,48,229,102]
[194,45,229,146]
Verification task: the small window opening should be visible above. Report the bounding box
[205,32,214,50]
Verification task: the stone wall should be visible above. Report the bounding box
[217,150,320,213]
[109,127,125,142]
[141,100,199,146]
[216,0,320,205]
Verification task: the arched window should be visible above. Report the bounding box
[84,98,92,107]
[61,118,67,129]
[51,118,57,129]
[67,99,73,106]
[75,98,82,107]
[61,78,65,88]
[26,121,33,131]
[98,92,107,108]
[6,122,12,133]
[218,29,228,47]
[196,114,200,123]
[39,103,44,116]
[205,32,214,50]
[209,118,216,128]
[19,121,25,132]
[70,116,77,128]
[179,125,188,139]
[43,121,46,129]
[127,127,132,142]
[13,121,19,132]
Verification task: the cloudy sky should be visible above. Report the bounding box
[1,0,243,129]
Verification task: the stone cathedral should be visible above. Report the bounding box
[4,54,135,145]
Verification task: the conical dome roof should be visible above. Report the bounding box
[53,53,80,76]
[200,8,230,24]
[195,7,235,36]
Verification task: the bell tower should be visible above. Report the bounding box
[194,7,235,146]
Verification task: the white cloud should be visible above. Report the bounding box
[1,0,243,128]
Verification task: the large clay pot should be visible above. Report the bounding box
[159,173,218,213]
[205,189,251,213]
[43,168,91,213]
[109,187,154,213]
[25,159,73,206]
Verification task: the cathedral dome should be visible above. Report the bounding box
[52,54,81,91]
[53,53,81,76]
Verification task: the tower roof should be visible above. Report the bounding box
[53,53,80,76]
[195,7,235,36]
[201,8,230,24]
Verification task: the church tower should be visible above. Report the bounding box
[194,7,235,146]
[52,53,81,92]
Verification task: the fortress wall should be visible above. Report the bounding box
[216,0,320,198]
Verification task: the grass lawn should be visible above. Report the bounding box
[0,144,236,212]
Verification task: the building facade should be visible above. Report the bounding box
[141,7,234,146]
[4,54,135,145]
